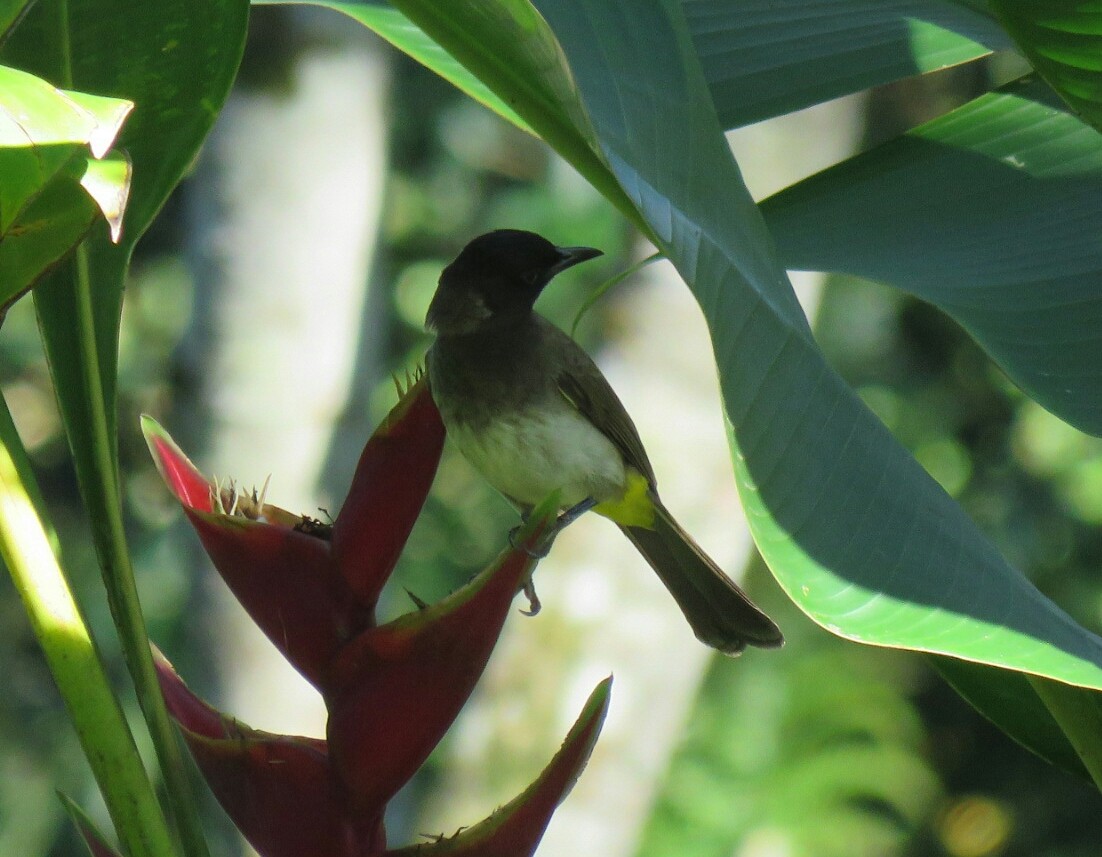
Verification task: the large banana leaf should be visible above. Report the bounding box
[990,1,1102,133]
[762,77,1102,437]
[685,0,1008,128]
[299,0,1102,764]
[523,0,1102,684]
[270,0,1009,137]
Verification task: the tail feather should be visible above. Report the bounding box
[620,499,783,654]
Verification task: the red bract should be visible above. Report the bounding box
[144,375,610,857]
[64,795,125,857]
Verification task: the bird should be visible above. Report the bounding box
[424,229,783,654]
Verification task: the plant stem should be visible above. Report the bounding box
[68,244,211,857]
[0,400,176,857]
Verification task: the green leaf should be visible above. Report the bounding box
[78,151,131,243]
[990,0,1102,133]
[2,3,248,856]
[522,0,1102,715]
[0,401,175,857]
[264,0,530,132]
[761,77,1102,436]
[1029,672,1102,789]
[0,0,35,45]
[934,657,1089,776]
[0,64,131,306]
[262,0,643,230]
[685,0,1008,128]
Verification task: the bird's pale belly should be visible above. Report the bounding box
[445,406,627,510]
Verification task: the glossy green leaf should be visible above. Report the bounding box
[685,0,1008,128]
[3,0,248,436]
[934,657,1088,776]
[260,0,643,228]
[264,0,530,132]
[990,0,1102,133]
[761,77,1102,436]
[318,0,1102,758]
[0,64,131,306]
[522,0,1102,691]
[1,3,248,855]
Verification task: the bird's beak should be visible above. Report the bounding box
[551,245,603,275]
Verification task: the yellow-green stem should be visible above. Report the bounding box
[0,404,175,857]
[69,244,209,857]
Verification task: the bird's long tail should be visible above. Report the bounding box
[619,498,783,654]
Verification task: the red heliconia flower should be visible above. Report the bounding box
[144,375,611,857]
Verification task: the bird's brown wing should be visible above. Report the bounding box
[547,325,658,488]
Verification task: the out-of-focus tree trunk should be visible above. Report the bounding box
[180,6,389,747]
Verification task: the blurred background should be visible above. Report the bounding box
[2,6,1101,856]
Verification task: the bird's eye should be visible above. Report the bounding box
[521,270,542,288]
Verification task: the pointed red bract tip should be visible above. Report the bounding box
[153,648,224,737]
[141,415,214,513]
[61,794,125,857]
[331,375,445,606]
[387,678,613,857]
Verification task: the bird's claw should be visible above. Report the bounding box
[519,576,542,616]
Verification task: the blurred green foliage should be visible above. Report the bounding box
[3,10,1102,857]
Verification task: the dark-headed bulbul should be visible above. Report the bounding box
[424,229,783,654]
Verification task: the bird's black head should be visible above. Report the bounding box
[426,229,602,335]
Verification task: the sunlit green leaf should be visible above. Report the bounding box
[762,77,1102,436]
[265,0,529,131]
[990,0,1102,133]
[686,0,1008,128]
[78,151,131,243]
[0,64,131,305]
[1,3,248,855]
[261,0,641,227]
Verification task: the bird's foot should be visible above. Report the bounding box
[519,575,542,616]
[508,496,597,558]
[556,496,597,530]
[508,523,554,558]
